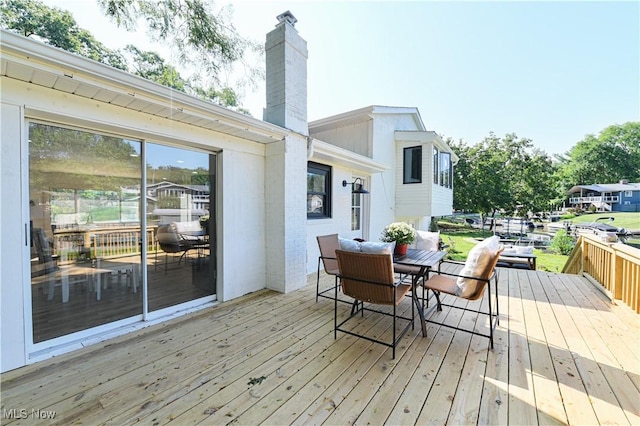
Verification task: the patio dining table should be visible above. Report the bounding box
[393,249,447,337]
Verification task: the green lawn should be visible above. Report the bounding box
[568,212,640,231]
[440,230,569,273]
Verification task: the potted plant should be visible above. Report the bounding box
[381,222,416,255]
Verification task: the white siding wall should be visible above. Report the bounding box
[1,101,27,372]
[309,120,371,157]
[369,114,420,236]
[431,184,454,217]
[394,140,431,217]
[305,164,364,274]
[220,149,266,300]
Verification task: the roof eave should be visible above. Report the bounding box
[0,30,289,144]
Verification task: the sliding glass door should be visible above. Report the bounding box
[146,143,216,312]
[29,122,216,344]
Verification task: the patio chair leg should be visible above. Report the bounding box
[488,283,494,349]
[334,284,338,339]
[316,258,321,303]
[434,291,443,311]
[494,272,500,326]
[350,300,359,316]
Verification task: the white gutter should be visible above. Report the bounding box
[309,139,389,174]
[0,30,289,142]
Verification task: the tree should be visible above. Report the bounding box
[1,0,258,111]
[97,0,262,87]
[557,122,640,187]
[1,0,127,69]
[450,133,557,223]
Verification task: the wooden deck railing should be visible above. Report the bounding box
[563,234,640,313]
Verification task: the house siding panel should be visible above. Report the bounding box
[309,120,371,157]
[1,101,27,372]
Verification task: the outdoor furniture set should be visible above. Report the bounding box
[316,231,503,358]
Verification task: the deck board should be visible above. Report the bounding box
[1,267,639,425]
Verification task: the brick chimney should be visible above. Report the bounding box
[264,11,308,135]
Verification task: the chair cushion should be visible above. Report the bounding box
[455,236,501,298]
[412,230,440,251]
[173,220,204,236]
[338,238,362,252]
[360,241,393,254]
[425,274,458,295]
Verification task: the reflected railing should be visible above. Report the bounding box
[53,226,159,260]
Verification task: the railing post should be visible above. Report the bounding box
[580,236,586,275]
[611,248,623,300]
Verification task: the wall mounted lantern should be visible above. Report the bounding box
[342,178,369,194]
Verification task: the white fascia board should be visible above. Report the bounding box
[310,139,389,174]
[370,106,425,131]
[309,105,425,133]
[395,130,438,143]
[395,130,460,163]
[0,30,289,143]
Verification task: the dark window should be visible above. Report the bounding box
[403,146,422,184]
[307,162,331,218]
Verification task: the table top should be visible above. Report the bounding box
[499,251,537,259]
[393,249,446,268]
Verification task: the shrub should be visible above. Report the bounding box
[550,230,575,255]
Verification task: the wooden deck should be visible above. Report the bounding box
[1,265,639,425]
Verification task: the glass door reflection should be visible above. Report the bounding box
[146,143,216,312]
[29,123,143,343]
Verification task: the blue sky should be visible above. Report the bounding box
[42,1,639,156]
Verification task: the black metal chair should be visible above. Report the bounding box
[315,234,340,302]
[422,246,504,348]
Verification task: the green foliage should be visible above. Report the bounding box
[428,217,439,232]
[28,122,141,192]
[1,0,127,69]
[1,0,256,111]
[555,122,640,188]
[98,0,250,77]
[550,230,575,255]
[449,133,558,218]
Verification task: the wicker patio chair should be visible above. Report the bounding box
[422,239,504,348]
[334,249,414,359]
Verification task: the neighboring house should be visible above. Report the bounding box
[0,12,455,372]
[567,181,640,212]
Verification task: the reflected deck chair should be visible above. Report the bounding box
[156,224,194,274]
